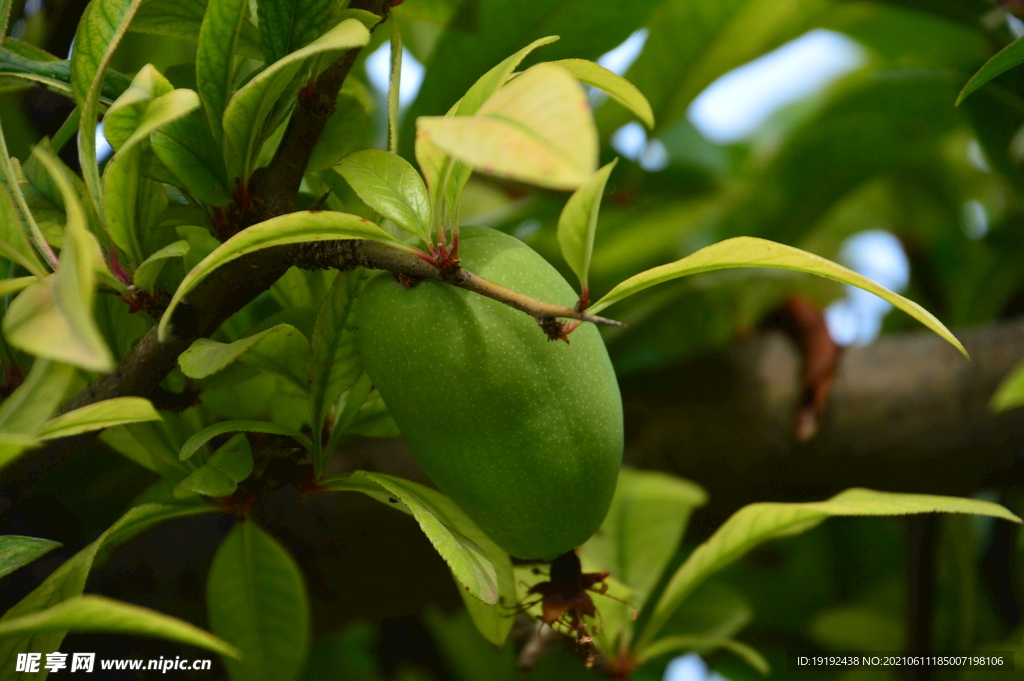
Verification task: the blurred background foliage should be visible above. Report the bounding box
[5,0,1024,679]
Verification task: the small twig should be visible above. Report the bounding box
[292,239,625,331]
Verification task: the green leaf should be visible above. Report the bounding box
[0,595,240,657]
[636,636,769,674]
[178,419,312,461]
[180,324,309,389]
[458,36,559,117]
[133,239,189,292]
[557,158,616,295]
[992,358,1024,413]
[0,182,47,277]
[257,0,337,66]
[0,503,215,675]
[0,97,58,272]
[307,270,365,475]
[0,277,36,297]
[157,210,400,341]
[636,489,1021,653]
[196,0,253,145]
[0,536,62,580]
[581,468,707,612]
[70,0,146,214]
[36,397,161,440]
[554,58,654,128]
[958,37,1024,105]
[588,236,968,357]
[221,18,370,183]
[3,149,114,371]
[0,49,131,105]
[417,63,598,190]
[151,109,232,206]
[102,64,175,152]
[320,472,515,626]
[335,150,432,244]
[103,88,199,264]
[174,433,252,498]
[132,0,263,59]
[321,372,372,461]
[207,521,310,681]
[404,0,662,138]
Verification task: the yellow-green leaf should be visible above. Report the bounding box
[554,58,654,128]
[589,236,967,357]
[637,489,1020,653]
[133,239,189,292]
[557,159,616,294]
[36,397,161,440]
[179,420,311,461]
[0,181,47,277]
[0,595,240,658]
[4,149,113,371]
[417,63,598,191]
[157,210,400,341]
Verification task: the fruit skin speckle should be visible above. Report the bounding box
[357,226,623,560]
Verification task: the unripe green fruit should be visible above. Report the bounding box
[357,226,623,560]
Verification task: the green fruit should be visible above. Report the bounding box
[357,226,623,560]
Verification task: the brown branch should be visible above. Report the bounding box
[292,239,625,329]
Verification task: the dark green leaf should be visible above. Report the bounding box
[195,0,252,144]
[307,270,365,474]
[178,419,311,461]
[958,36,1024,104]
[174,433,252,498]
[132,0,262,59]
[207,521,310,681]
[0,49,130,104]
[151,108,232,205]
[257,0,336,65]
